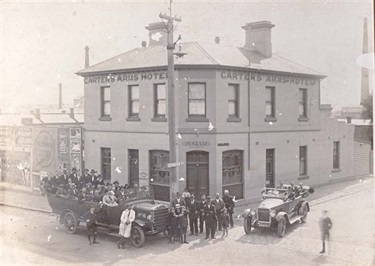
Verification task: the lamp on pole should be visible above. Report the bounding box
[159,13,182,201]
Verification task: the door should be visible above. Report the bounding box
[129,149,139,187]
[187,151,209,198]
[266,149,275,188]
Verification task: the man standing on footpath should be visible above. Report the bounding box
[198,195,206,234]
[82,207,99,245]
[189,195,200,236]
[212,192,225,231]
[222,190,235,228]
[319,210,333,254]
[203,196,217,239]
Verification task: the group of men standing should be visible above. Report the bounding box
[169,189,235,243]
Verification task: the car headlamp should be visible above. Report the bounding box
[147,215,152,221]
[250,209,256,216]
[270,210,276,218]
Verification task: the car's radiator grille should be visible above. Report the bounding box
[152,208,169,231]
[258,209,270,222]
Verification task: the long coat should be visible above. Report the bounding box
[119,209,136,238]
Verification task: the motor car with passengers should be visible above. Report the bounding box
[242,184,314,237]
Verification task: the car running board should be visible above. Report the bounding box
[288,214,304,224]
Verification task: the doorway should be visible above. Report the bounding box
[186,151,209,198]
[266,149,275,188]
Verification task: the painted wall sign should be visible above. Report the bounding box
[84,71,168,84]
[34,130,55,169]
[218,143,229,146]
[220,71,316,86]
[182,141,210,148]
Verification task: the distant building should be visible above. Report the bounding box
[77,21,357,202]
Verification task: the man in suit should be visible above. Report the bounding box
[69,167,79,185]
[319,210,333,254]
[212,192,225,231]
[203,196,216,239]
[57,169,69,186]
[82,207,99,245]
[171,192,186,207]
[82,168,91,185]
[198,195,206,234]
[189,195,200,236]
[222,190,235,228]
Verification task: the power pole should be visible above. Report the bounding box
[159,12,181,202]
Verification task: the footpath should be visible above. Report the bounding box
[0,176,373,217]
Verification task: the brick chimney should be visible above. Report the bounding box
[242,21,275,58]
[85,46,90,68]
[141,41,147,48]
[145,22,167,46]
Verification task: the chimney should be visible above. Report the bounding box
[347,116,352,124]
[145,22,167,46]
[34,108,40,119]
[59,83,63,109]
[141,41,147,48]
[85,46,90,68]
[242,21,275,58]
[69,108,75,119]
[215,37,220,44]
[360,17,370,105]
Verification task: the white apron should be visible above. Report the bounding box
[119,209,135,238]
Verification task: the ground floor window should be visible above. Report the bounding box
[222,150,243,199]
[299,146,307,176]
[128,149,139,187]
[333,141,340,170]
[101,147,111,181]
[149,150,170,201]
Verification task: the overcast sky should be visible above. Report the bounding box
[1,0,373,110]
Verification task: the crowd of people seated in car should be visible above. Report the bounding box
[40,168,150,205]
[261,181,307,201]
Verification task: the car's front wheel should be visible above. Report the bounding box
[131,225,145,248]
[243,216,252,235]
[277,217,287,238]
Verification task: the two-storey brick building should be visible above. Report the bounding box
[77,21,355,202]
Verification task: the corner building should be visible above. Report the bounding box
[77,21,355,202]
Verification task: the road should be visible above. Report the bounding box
[0,181,374,266]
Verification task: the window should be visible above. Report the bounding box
[299,89,308,119]
[128,85,139,118]
[101,148,111,180]
[265,87,275,119]
[222,150,243,199]
[228,84,239,119]
[333,141,340,169]
[129,149,139,187]
[101,87,110,117]
[188,83,206,117]
[299,146,307,176]
[266,149,275,187]
[150,150,170,202]
[154,84,166,119]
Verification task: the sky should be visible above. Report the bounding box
[0,0,373,111]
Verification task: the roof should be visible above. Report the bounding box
[337,119,372,126]
[0,113,84,126]
[77,42,324,77]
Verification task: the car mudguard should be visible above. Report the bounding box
[242,208,251,218]
[275,212,288,222]
[300,201,310,212]
[133,219,147,228]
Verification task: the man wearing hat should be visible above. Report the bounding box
[172,192,186,207]
[58,169,69,186]
[189,194,200,236]
[82,206,99,245]
[69,167,79,185]
[319,210,333,254]
[203,196,217,239]
[222,190,235,228]
[82,169,92,185]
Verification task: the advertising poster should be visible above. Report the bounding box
[57,128,70,162]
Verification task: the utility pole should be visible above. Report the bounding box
[159,11,181,202]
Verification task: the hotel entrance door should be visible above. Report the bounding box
[186,151,209,198]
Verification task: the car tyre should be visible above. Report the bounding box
[131,225,145,248]
[300,205,308,223]
[277,217,286,238]
[63,211,78,234]
[243,216,252,235]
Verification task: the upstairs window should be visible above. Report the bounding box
[154,84,166,119]
[299,89,308,119]
[228,84,239,119]
[128,85,139,118]
[188,83,206,118]
[265,87,275,119]
[101,86,111,117]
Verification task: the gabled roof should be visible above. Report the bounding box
[77,42,324,77]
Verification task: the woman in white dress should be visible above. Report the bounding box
[118,205,135,248]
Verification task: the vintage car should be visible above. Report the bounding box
[242,185,314,237]
[46,190,169,247]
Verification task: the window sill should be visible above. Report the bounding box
[99,116,112,121]
[331,169,341,173]
[298,175,310,180]
[126,117,140,122]
[151,117,167,122]
[298,117,309,122]
[264,117,277,122]
[227,117,242,122]
[186,117,209,122]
